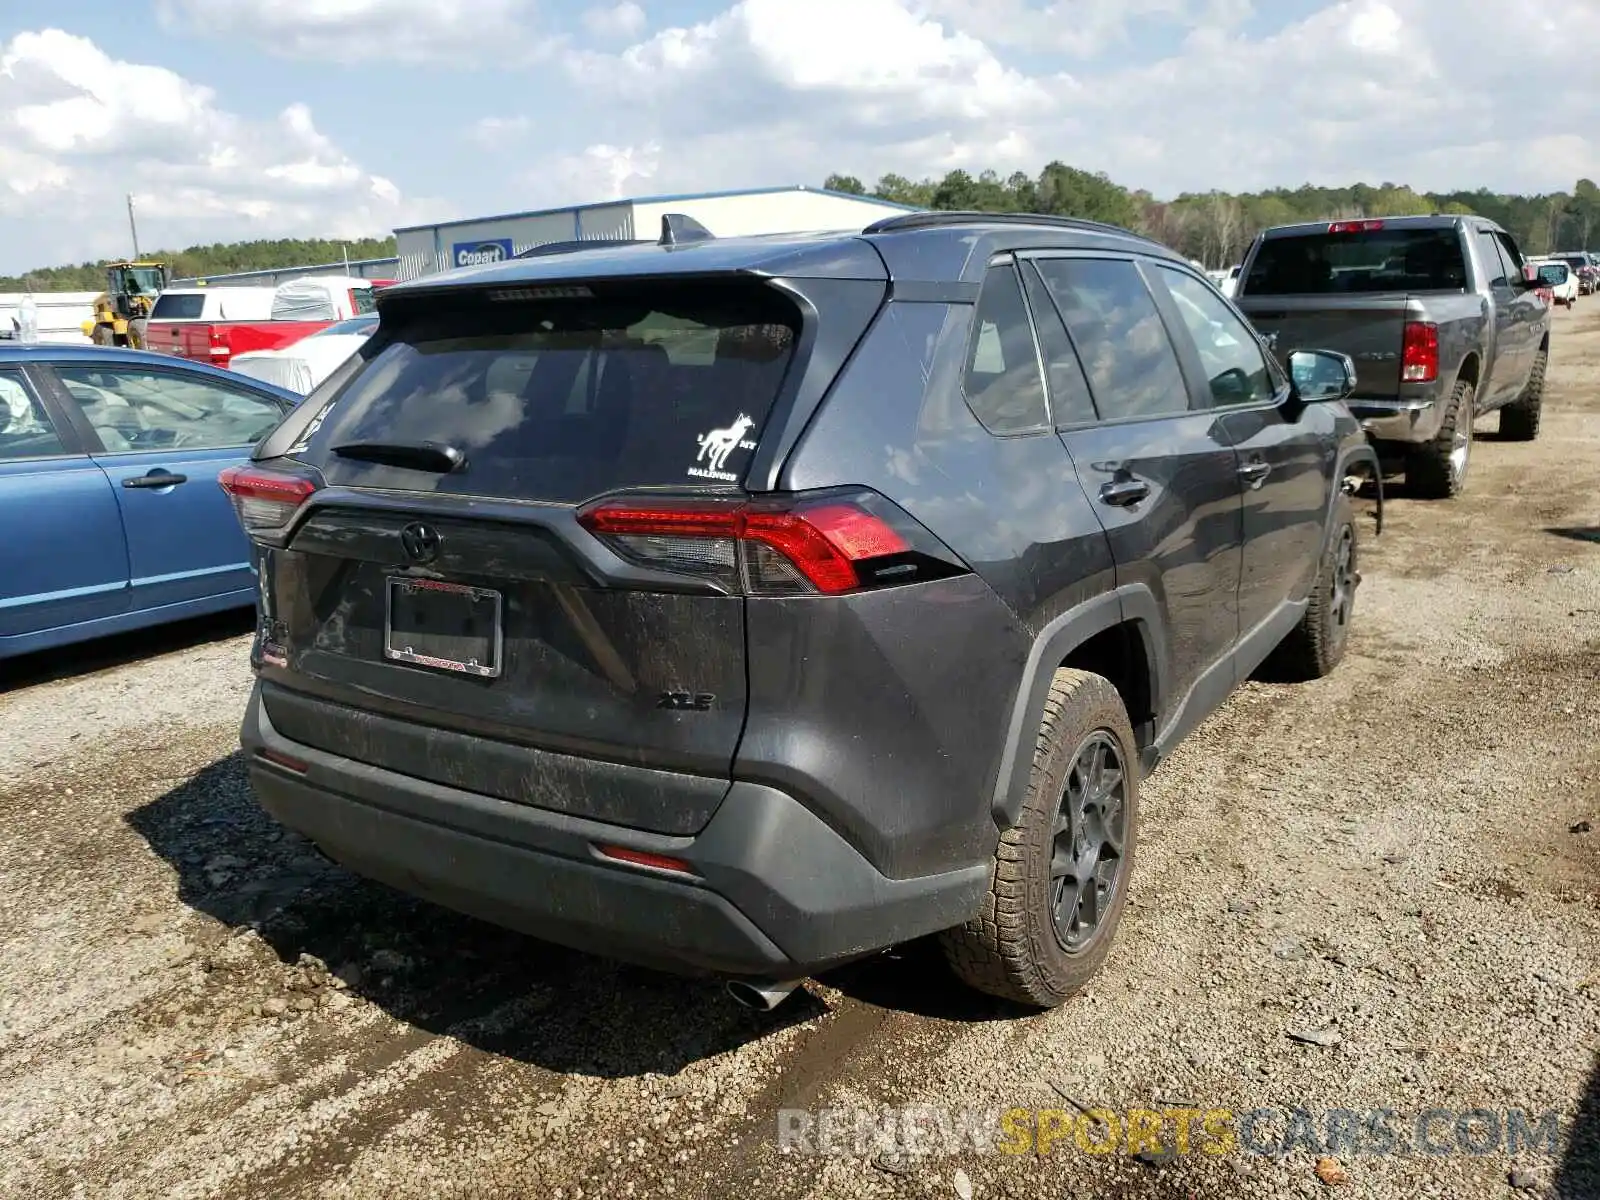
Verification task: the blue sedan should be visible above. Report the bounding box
[0,344,302,661]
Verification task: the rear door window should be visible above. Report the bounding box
[1032,257,1190,421]
[306,284,800,501]
[0,370,67,460]
[1244,228,1468,295]
[961,265,1051,435]
[52,366,289,453]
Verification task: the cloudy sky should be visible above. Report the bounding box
[0,0,1595,274]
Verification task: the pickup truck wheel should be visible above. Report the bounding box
[1263,494,1358,681]
[1406,378,1474,499]
[1500,349,1545,441]
[940,669,1139,1009]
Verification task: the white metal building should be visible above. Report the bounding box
[393,186,922,281]
[0,292,99,344]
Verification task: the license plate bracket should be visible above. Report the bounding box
[384,577,503,678]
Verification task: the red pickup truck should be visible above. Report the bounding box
[172,276,389,369]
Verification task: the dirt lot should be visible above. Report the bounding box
[2,309,1597,1200]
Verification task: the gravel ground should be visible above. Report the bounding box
[1,309,1597,1200]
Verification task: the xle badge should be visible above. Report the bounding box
[687,414,757,482]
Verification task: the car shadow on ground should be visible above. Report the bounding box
[0,609,254,692]
[1556,1054,1600,1197]
[818,937,1032,1023]
[126,750,884,1079]
[1546,526,1600,546]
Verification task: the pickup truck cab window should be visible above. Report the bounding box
[1477,231,1512,288]
[1246,227,1468,294]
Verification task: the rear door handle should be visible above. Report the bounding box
[122,470,188,489]
[1238,461,1272,488]
[1098,478,1150,507]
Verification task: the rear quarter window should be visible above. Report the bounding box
[305,284,800,502]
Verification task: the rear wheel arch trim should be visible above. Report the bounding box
[990,586,1167,829]
[1331,442,1383,542]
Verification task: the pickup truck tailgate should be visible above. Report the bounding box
[1236,295,1412,401]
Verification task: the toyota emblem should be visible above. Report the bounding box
[400,522,440,563]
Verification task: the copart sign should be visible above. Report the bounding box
[451,238,514,268]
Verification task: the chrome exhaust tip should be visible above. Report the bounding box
[725,979,803,1011]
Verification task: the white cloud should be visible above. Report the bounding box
[153,0,550,64]
[472,115,533,148]
[0,29,436,272]
[519,0,1600,212]
[911,0,1254,57]
[582,2,648,40]
[549,142,663,200]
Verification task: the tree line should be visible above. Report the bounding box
[0,236,399,293]
[825,167,1600,267]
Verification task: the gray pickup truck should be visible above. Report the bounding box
[1233,215,1549,498]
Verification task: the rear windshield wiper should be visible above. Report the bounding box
[331,440,466,473]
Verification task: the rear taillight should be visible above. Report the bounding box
[218,465,315,536]
[209,329,230,363]
[1401,321,1439,384]
[577,491,966,596]
[1327,219,1385,233]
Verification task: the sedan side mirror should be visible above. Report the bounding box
[1288,349,1357,402]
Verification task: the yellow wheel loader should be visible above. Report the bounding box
[82,261,169,349]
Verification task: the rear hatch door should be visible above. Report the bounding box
[255,279,818,834]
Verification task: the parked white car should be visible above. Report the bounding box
[228,314,378,394]
[1528,258,1578,307]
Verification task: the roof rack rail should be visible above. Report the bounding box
[861,210,1142,239]
[660,213,714,247]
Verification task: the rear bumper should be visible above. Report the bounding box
[240,685,988,978]
[1349,391,1443,444]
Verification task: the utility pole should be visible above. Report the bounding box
[127,193,141,259]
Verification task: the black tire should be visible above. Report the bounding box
[941,669,1139,1009]
[128,318,149,350]
[1406,377,1474,499]
[90,324,115,346]
[1263,494,1358,682]
[1500,348,1545,442]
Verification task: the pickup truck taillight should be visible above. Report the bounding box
[209,328,232,366]
[1401,321,1439,384]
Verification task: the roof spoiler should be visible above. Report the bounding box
[659,213,714,247]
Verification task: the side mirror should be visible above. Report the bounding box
[1288,349,1357,403]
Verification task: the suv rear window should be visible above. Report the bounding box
[306,284,799,502]
[150,293,206,320]
[1244,228,1467,295]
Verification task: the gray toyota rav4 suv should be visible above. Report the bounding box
[225,212,1381,1010]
